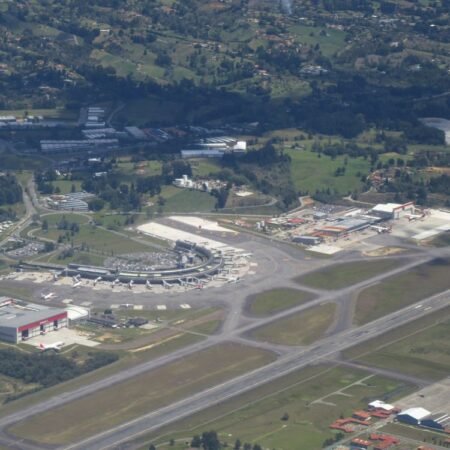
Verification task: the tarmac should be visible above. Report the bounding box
[0,221,449,450]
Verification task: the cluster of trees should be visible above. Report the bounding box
[42,216,80,234]
[0,174,22,206]
[186,431,263,450]
[0,349,118,391]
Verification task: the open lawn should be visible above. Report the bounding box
[350,321,450,381]
[288,24,347,58]
[147,186,216,214]
[245,288,315,316]
[381,422,450,444]
[51,180,83,195]
[344,306,450,381]
[354,258,450,325]
[190,158,223,177]
[0,285,33,300]
[10,343,275,445]
[42,250,106,266]
[0,108,78,121]
[41,213,89,226]
[249,303,336,346]
[35,222,147,255]
[0,332,206,418]
[287,149,371,195]
[296,259,400,290]
[138,366,415,450]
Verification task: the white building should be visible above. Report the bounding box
[370,202,415,220]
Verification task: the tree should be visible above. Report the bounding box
[42,219,48,231]
[191,435,201,448]
[234,439,241,450]
[149,445,156,450]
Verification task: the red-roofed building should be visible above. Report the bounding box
[353,410,371,421]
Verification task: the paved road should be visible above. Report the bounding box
[61,291,449,450]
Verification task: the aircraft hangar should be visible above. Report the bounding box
[0,297,67,344]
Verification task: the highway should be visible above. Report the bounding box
[62,290,449,450]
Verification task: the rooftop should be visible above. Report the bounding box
[0,297,66,328]
[398,407,431,421]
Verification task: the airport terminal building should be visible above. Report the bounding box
[0,297,67,344]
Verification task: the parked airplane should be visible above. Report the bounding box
[39,341,64,352]
[51,272,60,281]
[73,281,81,288]
[128,280,134,290]
[226,276,241,284]
[112,278,120,288]
[93,276,102,286]
[146,280,152,290]
[40,292,56,300]
[162,280,173,289]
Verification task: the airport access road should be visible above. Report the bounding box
[60,290,450,450]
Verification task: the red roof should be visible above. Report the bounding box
[351,438,371,447]
[353,410,371,419]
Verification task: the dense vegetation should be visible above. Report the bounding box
[0,174,22,206]
[0,348,118,394]
[0,1,449,208]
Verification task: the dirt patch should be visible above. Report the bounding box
[363,247,406,257]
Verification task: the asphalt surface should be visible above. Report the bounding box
[63,290,449,450]
[0,216,449,449]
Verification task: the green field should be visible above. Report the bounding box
[147,186,216,214]
[296,259,400,290]
[381,422,450,444]
[138,365,414,450]
[10,343,276,445]
[286,149,371,195]
[0,285,33,301]
[245,288,315,316]
[354,258,450,324]
[35,221,148,255]
[348,321,450,381]
[344,306,450,380]
[249,303,336,346]
[51,180,83,194]
[288,24,347,57]
[41,250,106,266]
[0,108,77,121]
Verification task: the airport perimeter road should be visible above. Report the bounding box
[60,290,449,450]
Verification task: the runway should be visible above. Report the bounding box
[61,291,449,450]
[0,226,448,450]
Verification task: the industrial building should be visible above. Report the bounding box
[40,139,119,154]
[397,407,450,432]
[292,235,322,246]
[370,202,415,220]
[315,217,372,237]
[47,191,94,212]
[181,136,247,159]
[397,407,431,425]
[0,297,68,343]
